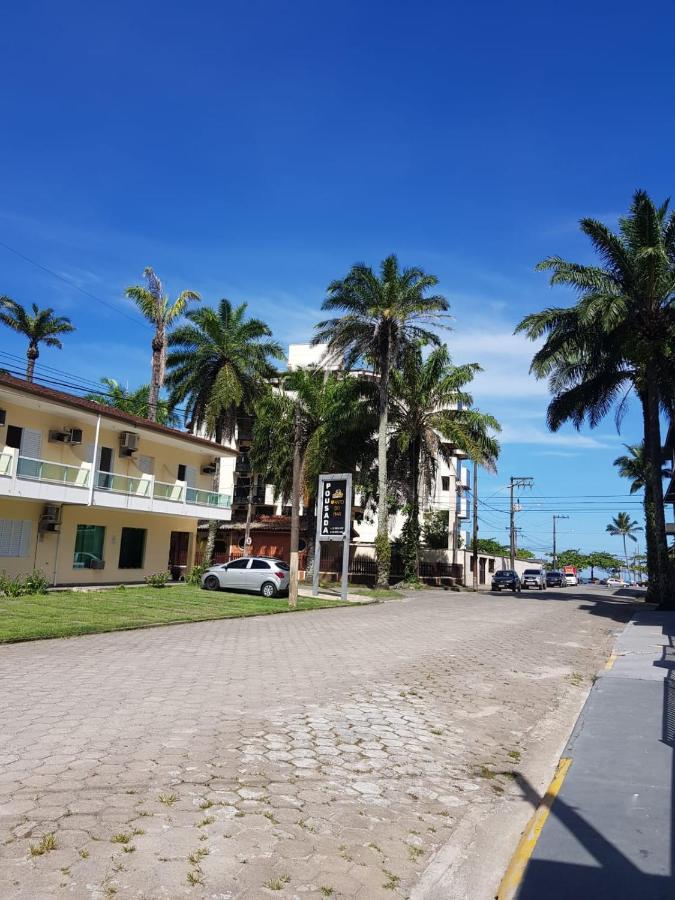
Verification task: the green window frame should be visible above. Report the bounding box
[118,527,146,569]
[73,525,105,569]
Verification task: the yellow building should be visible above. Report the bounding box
[0,374,235,586]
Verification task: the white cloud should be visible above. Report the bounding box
[499,423,613,449]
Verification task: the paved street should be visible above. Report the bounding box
[0,587,633,899]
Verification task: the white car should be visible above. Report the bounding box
[201,557,290,597]
[564,573,578,586]
[606,577,627,588]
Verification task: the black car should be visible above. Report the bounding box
[491,570,521,592]
[546,571,566,587]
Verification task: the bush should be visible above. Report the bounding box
[0,570,50,597]
[186,562,209,586]
[144,571,170,588]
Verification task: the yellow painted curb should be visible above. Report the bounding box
[496,757,572,900]
[604,651,618,670]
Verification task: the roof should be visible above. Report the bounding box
[0,373,234,455]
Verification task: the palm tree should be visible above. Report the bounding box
[0,298,75,382]
[165,299,284,564]
[389,345,500,581]
[125,268,200,422]
[313,254,450,587]
[613,443,671,494]
[85,377,177,426]
[606,512,642,572]
[250,370,376,605]
[516,190,675,607]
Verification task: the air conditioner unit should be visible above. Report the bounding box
[39,504,61,532]
[119,431,139,454]
[64,427,83,444]
[201,462,217,475]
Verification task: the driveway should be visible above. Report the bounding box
[0,587,633,899]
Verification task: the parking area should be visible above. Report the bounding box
[0,586,633,899]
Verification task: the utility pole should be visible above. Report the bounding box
[472,461,478,590]
[509,476,533,569]
[552,514,569,569]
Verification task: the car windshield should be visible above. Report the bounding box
[524,569,540,575]
[270,560,289,570]
[497,571,516,576]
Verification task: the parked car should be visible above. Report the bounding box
[546,570,566,587]
[491,570,521,592]
[521,568,547,590]
[564,572,579,586]
[201,557,290,597]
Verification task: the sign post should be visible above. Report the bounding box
[312,473,352,602]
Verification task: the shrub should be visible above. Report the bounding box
[144,571,170,588]
[0,570,50,597]
[186,562,209,586]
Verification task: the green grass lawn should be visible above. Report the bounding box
[0,584,350,644]
[309,580,401,600]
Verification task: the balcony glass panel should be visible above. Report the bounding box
[0,452,12,476]
[96,471,151,496]
[17,456,89,487]
[153,480,186,502]
[186,487,232,508]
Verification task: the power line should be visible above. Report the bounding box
[0,239,150,329]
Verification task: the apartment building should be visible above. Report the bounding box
[0,374,235,585]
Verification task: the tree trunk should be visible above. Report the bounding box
[26,346,38,382]
[202,419,223,568]
[288,408,302,608]
[642,376,672,606]
[243,479,254,556]
[148,326,164,423]
[375,352,391,588]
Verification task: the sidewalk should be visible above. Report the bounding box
[513,607,675,899]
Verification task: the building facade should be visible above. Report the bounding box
[0,375,235,586]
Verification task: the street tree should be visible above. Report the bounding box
[125,268,200,422]
[606,512,642,567]
[516,190,675,607]
[585,550,621,581]
[388,344,500,582]
[555,549,589,572]
[0,298,75,382]
[314,254,450,587]
[166,299,284,565]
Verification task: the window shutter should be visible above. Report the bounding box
[20,429,42,459]
[0,519,31,557]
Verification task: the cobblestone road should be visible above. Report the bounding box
[0,588,632,899]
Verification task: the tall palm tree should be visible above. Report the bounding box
[125,268,200,422]
[0,297,75,382]
[389,345,500,581]
[313,254,450,587]
[165,299,284,564]
[613,443,671,494]
[250,369,376,606]
[606,512,642,569]
[85,377,177,426]
[516,190,675,607]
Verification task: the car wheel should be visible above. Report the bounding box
[203,574,220,591]
[261,581,278,598]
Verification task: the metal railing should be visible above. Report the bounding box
[17,456,90,487]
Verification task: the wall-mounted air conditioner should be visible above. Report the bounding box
[39,504,61,532]
[201,462,217,474]
[120,431,139,455]
[49,427,83,445]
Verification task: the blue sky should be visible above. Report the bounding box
[1,0,671,558]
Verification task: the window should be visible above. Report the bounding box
[0,519,31,557]
[177,464,187,481]
[118,527,146,568]
[227,559,250,570]
[73,525,105,568]
[251,560,271,569]
[441,476,450,492]
[488,559,495,573]
[5,425,22,449]
[136,455,154,475]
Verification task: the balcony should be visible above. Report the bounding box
[233,486,267,504]
[0,450,231,519]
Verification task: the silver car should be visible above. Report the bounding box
[201,556,290,598]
